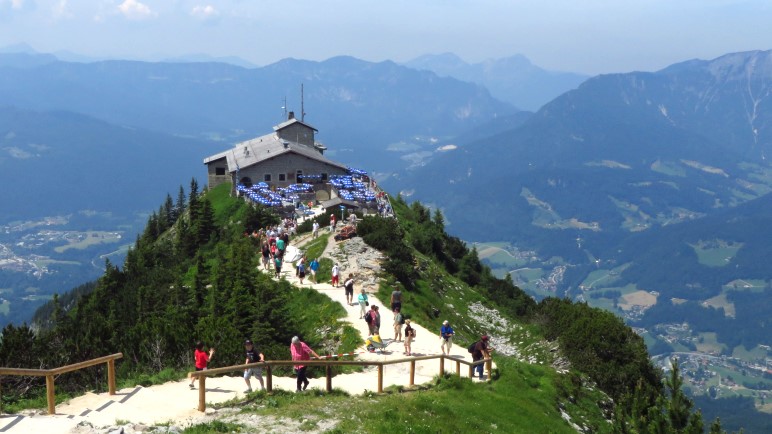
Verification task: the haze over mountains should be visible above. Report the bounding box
[0,49,519,174]
[393,49,772,357]
[405,53,588,111]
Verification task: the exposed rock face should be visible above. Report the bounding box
[327,236,383,289]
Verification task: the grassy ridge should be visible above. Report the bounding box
[194,358,610,433]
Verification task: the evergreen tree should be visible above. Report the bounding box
[176,185,187,217]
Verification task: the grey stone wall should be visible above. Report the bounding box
[206,157,230,189]
[235,153,346,189]
[277,123,314,147]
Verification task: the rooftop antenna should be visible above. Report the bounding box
[281,96,287,120]
[301,83,306,122]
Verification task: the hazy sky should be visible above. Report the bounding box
[1,0,771,74]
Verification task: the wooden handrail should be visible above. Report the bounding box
[0,353,123,415]
[190,354,492,412]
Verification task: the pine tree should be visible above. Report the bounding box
[176,185,186,217]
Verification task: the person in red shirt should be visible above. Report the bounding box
[290,336,320,392]
[189,341,215,389]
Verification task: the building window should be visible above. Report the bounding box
[321,173,328,181]
[279,173,287,181]
[215,167,226,176]
[264,174,272,182]
[297,170,303,183]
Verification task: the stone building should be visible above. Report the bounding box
[203,112,349,200]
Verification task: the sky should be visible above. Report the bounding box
[1,0,771,75]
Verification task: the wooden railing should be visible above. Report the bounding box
[190,354,492,412]
[0,353,123,415]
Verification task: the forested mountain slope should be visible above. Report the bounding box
[0,183,729,432]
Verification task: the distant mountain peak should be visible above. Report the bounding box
[404,52,588,111]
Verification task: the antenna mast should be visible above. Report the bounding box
[301,83,306,122]
[282,96,287,120]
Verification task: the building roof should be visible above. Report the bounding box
[273,117,318,132]
[203,131,347,173]
[321,197,360,209]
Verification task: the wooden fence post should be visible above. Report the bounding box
[45,374,56,415]
[439,356,445,376]
[377,364,383,393]
[326,365,332,392]
[455,360,461,376]
[266,365,273,392]
[469,364,474,379]
[198,375,206,412]
[107,359,116,395]
[409,360,415,387]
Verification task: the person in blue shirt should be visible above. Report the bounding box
[440,320,454,355]
[309,258,320,284]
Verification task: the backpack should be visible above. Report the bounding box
[468,342,477,354]
[399,315,405,325]
[364,311,372,324]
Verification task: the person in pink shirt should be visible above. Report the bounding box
[290,336,320,392]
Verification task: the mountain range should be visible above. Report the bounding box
[390,49,772,348]
[405,52,588,111]
[0,51,517,173]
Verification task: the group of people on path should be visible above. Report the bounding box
[258,226,291,279]
[188,336,323,393]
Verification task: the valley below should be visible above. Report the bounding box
[477,239,772,413]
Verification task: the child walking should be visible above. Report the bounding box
[189,341,214,389]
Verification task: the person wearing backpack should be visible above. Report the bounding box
[403,319,416,356]
[440,320,454,355]
[297,260,306,284]
[471,335,494,380]
[365,305,380,335]
[393,307,404,342]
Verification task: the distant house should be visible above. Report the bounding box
[203,112,349,200]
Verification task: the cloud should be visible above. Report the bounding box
[191,4,218,20]
[0,0,34,12]
[117,0,156,20]
[52,0,72,19]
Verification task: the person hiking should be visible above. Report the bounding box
[290,336,320,392]
[471,335,494,380]
[343,273,355,305]
[312,221,320,238]
[297,261,306,284]
[189,341,214,389]
[261,242,271,270]
[404,319,416,356]
[331,264,340,287]
[243,339,265,392]
[274,256,283,278]
[390,287,402,312]
[393,307,404,342]
[357,288,369,318]
[365,305,380,335]
[440,320,454,355]
[309,258,320,284]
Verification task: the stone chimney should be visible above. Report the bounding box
[288,111,295,120]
